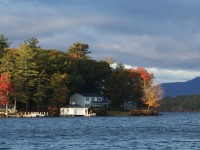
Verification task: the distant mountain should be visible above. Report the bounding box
[161,77,200,97]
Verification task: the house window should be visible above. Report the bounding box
[97,98,102,101]
[91,97,95,101]
[86,97,90,101]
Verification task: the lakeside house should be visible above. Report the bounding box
[60,104,89,116]
[69,93,109,108]
[60,92,108,116]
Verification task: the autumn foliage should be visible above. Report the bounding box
[0,74,12,106]
[0,34,162,112]
[130,67,154,86]
[129,67,162,109]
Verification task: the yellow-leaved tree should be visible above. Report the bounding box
[142,84,164,110]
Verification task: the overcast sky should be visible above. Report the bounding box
[1,0,200,83]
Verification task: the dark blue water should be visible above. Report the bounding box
[1,112,200,150]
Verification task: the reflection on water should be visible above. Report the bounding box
[1,112,200,150]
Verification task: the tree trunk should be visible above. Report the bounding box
[26,102,28,113]
[147,104,150,111]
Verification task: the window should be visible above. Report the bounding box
[86,97,90,101]
[97,98,102,101]
[91,97,95,101]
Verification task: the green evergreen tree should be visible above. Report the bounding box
[27,37,40,49]
[106,64,131,107]
[0,34,11,58]
[13,42,39,111]
[67,42,91,59]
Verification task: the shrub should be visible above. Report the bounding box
[48,106,60,116]
[129,110,159,116]
[89,107,107,116]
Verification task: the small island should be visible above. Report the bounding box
[0,34,162,117]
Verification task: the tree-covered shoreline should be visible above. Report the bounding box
[0,34,162,115]
[159,95,200,112]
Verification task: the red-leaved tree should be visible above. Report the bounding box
[129,67,163,110]
[129,67,154,89]
[0,74,13,106]
[135,67,154,86]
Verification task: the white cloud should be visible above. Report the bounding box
[121,64,200,83]
[146,68,200,83]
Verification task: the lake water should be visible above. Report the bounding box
[1,112,200,150]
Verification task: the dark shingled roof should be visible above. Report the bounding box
[78,92,103,97]
[62,104,88,108]
[91,101,109,104]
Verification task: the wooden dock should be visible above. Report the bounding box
[0,112,49,118]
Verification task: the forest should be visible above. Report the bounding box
[0,34,162,113]
[159,95,200,112]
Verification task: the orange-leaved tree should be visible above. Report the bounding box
[142,84,164,110]
[130,67,162,110]
[0,73,13,106]
[134,67,154,87]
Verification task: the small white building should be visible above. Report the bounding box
[60,105,89,116]
[69,93,109,108]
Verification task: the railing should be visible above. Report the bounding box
[20,112,49,117]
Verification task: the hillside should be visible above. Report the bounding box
[161,77,200,97]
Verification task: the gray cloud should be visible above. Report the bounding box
[1,0,200,82]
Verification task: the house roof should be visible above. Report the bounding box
[78,92,103,97]
[91,101,109,104]
[61,104,88,108]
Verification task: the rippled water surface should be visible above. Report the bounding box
[1,112,200,150]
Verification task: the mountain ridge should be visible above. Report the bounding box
[161,77,200,97]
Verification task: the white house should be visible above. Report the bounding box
[60,105,89,116]
[69,93,109,108]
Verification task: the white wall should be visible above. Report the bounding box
[60,107,88,116]
[70,93,103,107]
[69,108,87,115]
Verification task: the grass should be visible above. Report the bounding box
[107,111,130,116]
[106,110,160,116]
